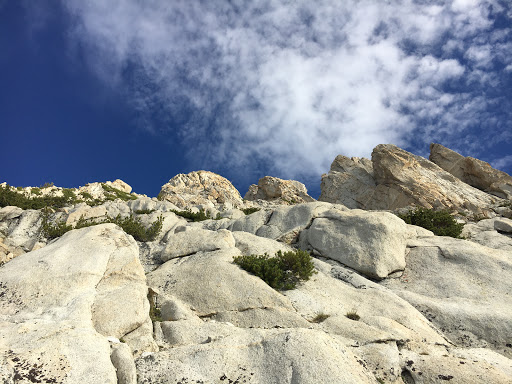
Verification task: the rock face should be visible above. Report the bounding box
[158,170,244,209]
[2,150,512,383]
[320,144,499,214]
[244,176,316,205]
[0,224,154,383]
[430,143,512,199]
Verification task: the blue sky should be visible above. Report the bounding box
[2,0,511,199]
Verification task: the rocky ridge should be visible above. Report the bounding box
[1,144,512,383]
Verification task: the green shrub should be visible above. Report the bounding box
[346,310,360,321]
[40,212,163,242]
[101,183,137,201]
[233,249,316,290]
[171,208,214,222]
[106,214,163,242]
[398,208,464,238]
[242,207,260,215]
[0,184,69,210]
[41,210,73,240]
[311,313,330,323]
[80,191,93,200]
[135,209,156,214]
[30,187,41,195]
[40,182,54,188]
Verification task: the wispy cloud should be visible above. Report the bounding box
[58,0,512,180]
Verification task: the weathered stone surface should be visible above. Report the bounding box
[320,144,498,214]
[244,176,316,205]
[147,248,294,316]
[381,236,512,357]
[160,228,235,262]
[65,204,107,226]
[0,209,41,252]
[462,217,512,252]
[136,328,377,384]
[300,209,410,279]
[110,342,137,384]
[430,143,512,199]
[158,170,243,209]
[319,155,375,209]
[0,224,152,383]
[232,231,293,256]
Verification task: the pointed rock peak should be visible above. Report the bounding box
[429,143,512,200]
[158,170,243,209]
[320,143,500,214]
[244,176,316,205]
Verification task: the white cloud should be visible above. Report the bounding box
[492,155,512,171]
[56,0,512,180]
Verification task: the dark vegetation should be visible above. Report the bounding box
[101,183,137,201]
[41,212,163,242]
[242,207,260,215]
[171,208,221,221]
[233,249,317,290]
[398,208,464,238]
[0,183,137,210]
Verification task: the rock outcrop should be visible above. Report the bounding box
[430,143,512,200]
[158,170,244,209]
[0,224,155,383]
[244,176,316,205]
[2,147,512,383]
[320,144,499,215]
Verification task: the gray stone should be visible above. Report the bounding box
[110,342,137,384]
[160,228,235,262]
[302,209,409,279]
[0,224,152,383]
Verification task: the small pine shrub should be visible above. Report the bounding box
[135,209,156,214]
[41,211,73,240]
[242,207,260,215]
[311,313,330,323]
[101,183,137,201]
[171,208,212,222]
[233,249,316,290]
[346,310,360,321]
[106,214,163,242]
[40,182,54,188]
[398,208,464,238]
[30,187,41,195]
[0,184,69,210]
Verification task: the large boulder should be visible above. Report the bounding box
[299,209,411,279]
[462,217,512,252]
[381,235,512,357]
[244,176,316,205]
[319,155,376,209]
[430,143,512,200]
[0,224,155,383]
[136,328,377,384]
[158,170,244,209]
[320,144,498,214]
[146,248,294,316]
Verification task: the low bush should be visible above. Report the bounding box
[40,211,73,240]
[171,208,217,222]
[135,209,156,214]
[311,313,330,323]
[346,310,360,321]
[106,214,163,242]
[233,249,316,290]
[242,207,260,215]
[40,212,163,242]
[0,184,69,210]
[398,208,464,238]
[101,183,137,201]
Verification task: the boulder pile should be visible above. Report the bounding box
[1,144,511,383]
